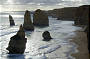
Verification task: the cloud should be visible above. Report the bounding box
[0,0,90,11]
[0,0,90,5]
[0,0,62,5]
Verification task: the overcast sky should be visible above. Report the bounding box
[0,0,90,12]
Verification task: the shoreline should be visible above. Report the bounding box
[71,31,89,59]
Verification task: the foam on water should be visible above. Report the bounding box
[0,12,82,59]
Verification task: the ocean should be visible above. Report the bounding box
[0,11,82,59]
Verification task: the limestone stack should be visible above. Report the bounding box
[33,9,49,26]
[9,15,15,26]
[6,25,27,54]
[42,31,52,41]
[23,10,34,31]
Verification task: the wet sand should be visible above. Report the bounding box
[71,31,89,59]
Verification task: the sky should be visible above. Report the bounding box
[0,0,90,12]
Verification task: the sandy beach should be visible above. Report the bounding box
[71,31,89,59]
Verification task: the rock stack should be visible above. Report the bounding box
[33,9,49,26]
[23,10,34,31]
[9,15,15,26]
[6,25,27,54]
[42,31,52,41]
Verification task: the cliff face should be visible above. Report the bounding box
[74,5,90,53]
[57,7,77,20]
[74,5,89,26]
[47,7,77,20]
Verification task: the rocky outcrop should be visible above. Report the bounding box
[6,25,27,54]
[23,10,34,31]
[33,9,49,26]
[9,15,15,26]
[42,31,52,41]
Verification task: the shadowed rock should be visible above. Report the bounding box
[23,10,34,31]
[46,7,77,21]
[42,31,52,41]
[6,25,27,54]
[74,5,90,53]
[9,15,15,26]
[74,5,89,25]
[33,9,49,26]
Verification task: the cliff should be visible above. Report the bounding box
[47,7,77,20]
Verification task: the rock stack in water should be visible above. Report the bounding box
[6,25,27,54]
[33,9,49,26]
[23,10,34,31]
[42,31,52,41]
[9,15,15,26]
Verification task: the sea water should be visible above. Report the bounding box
[0,11,82,59]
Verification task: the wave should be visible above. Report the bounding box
[0,31,17,37]
[43,45,61,54]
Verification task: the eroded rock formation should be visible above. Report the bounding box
[23,10,34,31]
[6,25,27,54]
[9,15,15,26]
[42,31,52,41]
[33,9,49,26]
